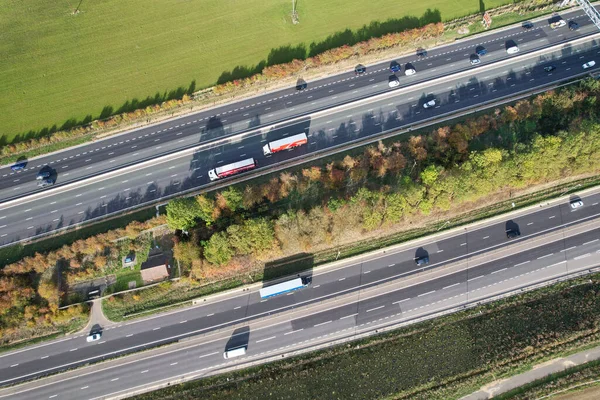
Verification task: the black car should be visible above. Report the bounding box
[36,170,51,180]
[506,229,520,239]
[569,20,579,31]
[416,48,427,57]
[544,65,556,72]
[522,21,534,30]
[355,65,366,75]
[295,82,307,90]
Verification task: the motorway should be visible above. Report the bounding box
[2,32,600,247]
[2,188,600,388]
[2,194,600,399]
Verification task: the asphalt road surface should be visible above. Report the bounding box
[0,7,596,203]
[1,34,600,247]
[2,199,600,399]
[2,189,600,387]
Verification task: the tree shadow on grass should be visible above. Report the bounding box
[216,9,441,83]
[8,80,197,149]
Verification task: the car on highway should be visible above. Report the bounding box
[415,256,429,266]
[355,65,366,75]
[224,346,247,359]
[550,19,566,29]
[11,161,26,171]
[583,61,596,69]
[404,64,416,76]
[506,43,519,54]
[416,48,427,57]
[470,55,481,65]
[36,170,51,180]
[86,332,102,342]
[544,65,556,72]
[37,178,54,188]
[388,75,400,88]
[506,229,520,239]
[522,21,534,30]
[570,200,584,209]
[475,46,487,56]
[295,81,307,91]
[569,20,579,31]
[390,62,401,73]
[423,99,436,109]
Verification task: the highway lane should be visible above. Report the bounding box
[3,217,600,399]
[2,35,600,247]
[0,7,596,201]
[2,187,600,385]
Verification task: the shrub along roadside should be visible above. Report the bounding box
[129,273,600,400]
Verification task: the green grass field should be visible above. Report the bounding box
[0,0,511,141]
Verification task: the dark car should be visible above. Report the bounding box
[522,21,534,30]
[416,48,427,57]
[355,65,366,75]
[475,46,487,56]
[36,170,51,180]
[415,256,429,266]
[295,82,307,90]
[544,65,556,72]
[569,21,579,31]
[506,229,520,239]
[37,178,54,188]
[390,62,401,73]
[11,161,26,171]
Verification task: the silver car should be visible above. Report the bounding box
[583,61,596,69]
[570,200,584,209]
[86,332,102,342]
[37,178,54,188]
[423,100,436,109]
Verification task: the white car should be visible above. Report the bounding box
[506,46,519,54]
[423,100,436,109]
[87,332,102,342]
[550,19,566,29]
[570,200,584,209]
[470,56,481,66]
[405,67,416,76]
[583,61,596,69]
[388,77,400,88]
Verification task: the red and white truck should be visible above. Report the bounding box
[263,133,308,156]
[208,158,257,181]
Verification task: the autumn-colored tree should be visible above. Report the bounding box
[408,135,428,161]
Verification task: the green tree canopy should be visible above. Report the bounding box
[166,198,202,230]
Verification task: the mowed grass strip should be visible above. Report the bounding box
[1,0,511,140]
[131,279,600,400]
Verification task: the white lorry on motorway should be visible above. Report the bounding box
[263,133,308,156]
[208,158,257,181]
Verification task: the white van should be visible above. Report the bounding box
[223,346,247,359]
[506,45,519,54]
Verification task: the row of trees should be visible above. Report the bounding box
[166,80,600,271]
[212,23,444,96]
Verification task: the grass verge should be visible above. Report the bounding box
[495,359,600,400]
[0,313,88,354]
[129,271,600,400]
